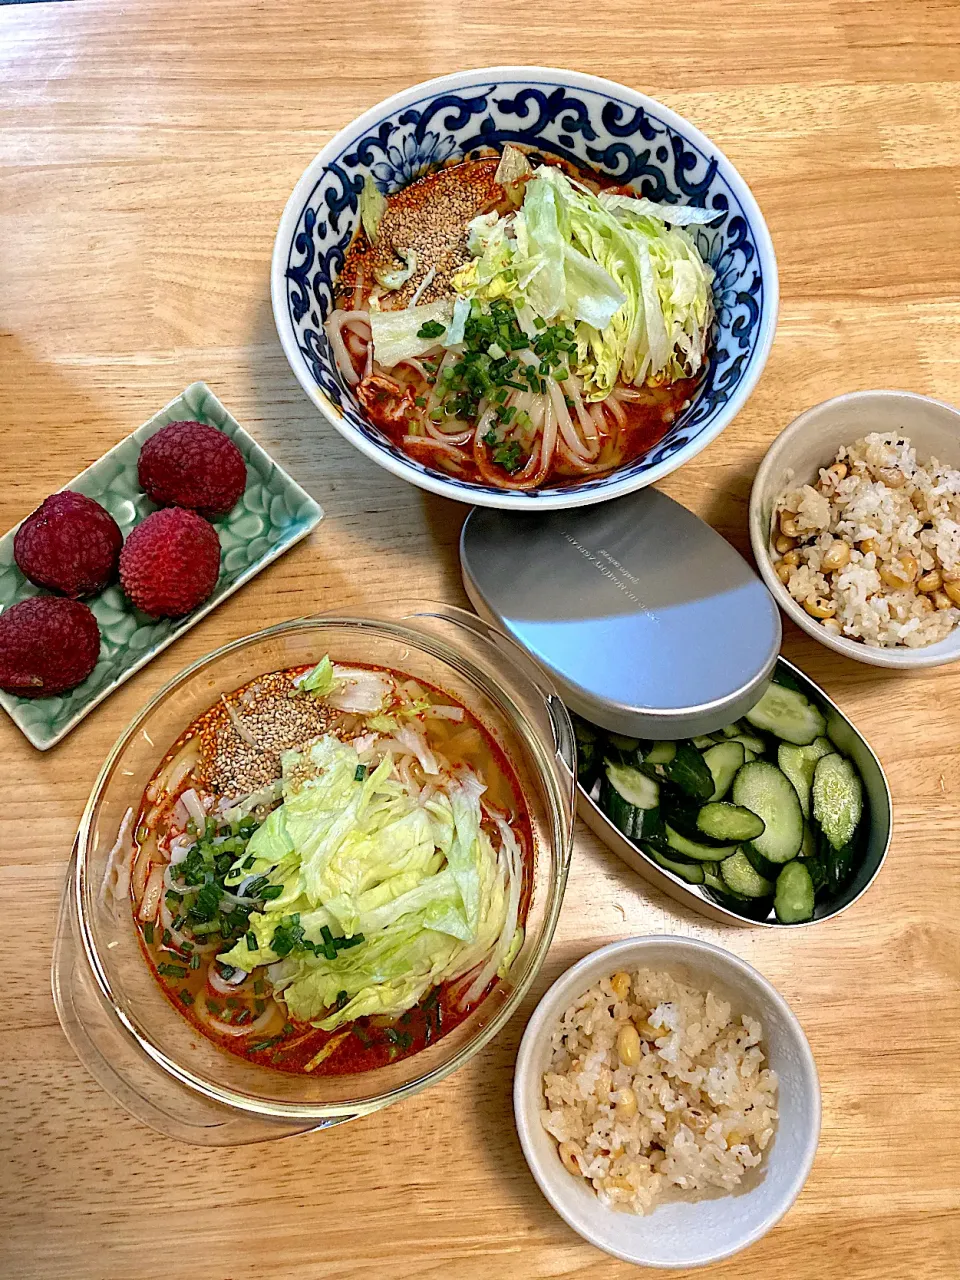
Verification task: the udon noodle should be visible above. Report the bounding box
[324,149,716,491]
[128,659,532,1076]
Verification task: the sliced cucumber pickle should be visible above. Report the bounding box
[812,754,863,850]
[697,802,765,843]
[702,740,745,801]
[745,683,827,746]
[643,844,705,885]
[663,743,714,801]
[775,860,816,923]
[665,823,738,862]
[720,850,774,898]
[731,761,804,863]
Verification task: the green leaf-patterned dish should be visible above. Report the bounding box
[0,382,323,750]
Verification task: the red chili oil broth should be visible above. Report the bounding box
[132,662,533,1076]
[335,152,708,487]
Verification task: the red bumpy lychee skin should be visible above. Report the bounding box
[14,490,123,598]
[0,596,101,697]
[137,420,247,518]
[119,508,221,619]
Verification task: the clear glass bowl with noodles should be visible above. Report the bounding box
[52,605,576,1145]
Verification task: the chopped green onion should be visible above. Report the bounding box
[143,922,154,945]
[250,1037,281,1052]
[417,320,446,340]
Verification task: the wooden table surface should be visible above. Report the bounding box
[2,2,959,1277]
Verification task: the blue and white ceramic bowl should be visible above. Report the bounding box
[272,67,779,509]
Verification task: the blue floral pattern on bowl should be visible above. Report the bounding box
[276,74,776,505]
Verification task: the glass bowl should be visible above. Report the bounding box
[52,605,576,1145]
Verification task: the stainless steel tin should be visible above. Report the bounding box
[577,656,892,927]
[460,489,781,739]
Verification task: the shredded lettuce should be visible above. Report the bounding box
[369,299,453,368]
[374,247,418,291]
[326,666,391,714]
[360,174,387,245]
[217,733,518,1031]
[452,164,715,400]
[296,655,336,695]
[598,192,722,227]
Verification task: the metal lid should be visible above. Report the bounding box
[460,488,781,739]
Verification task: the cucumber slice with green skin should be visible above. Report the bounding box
[604,761,659,809]
[645,740,677,765]
[572,715,601,788]
[600,763,661,840]
[741,841,780,881]
[743,748,758,763]
[745,683,827,746]
[728,731,767,756]
[607,733,641,752]
[639,761,667,783]
[818,838,856,893]
[599,787,662,842]
[812,754,863,849]
[771,667,804,694]
[571,713,597,745]
[644,845,705,884]
[663,796,738,848]
[721,850,774,898]
[691,735,716,750]
[778,744,816,819]
[663,743,715,801]
[702,741,745,801]
[721,720,748,739]
[801,855,829,893]
[701,862,726,892]
[731,761,804,863]
[800,821,817,858]
[780,738,839,817]
[697,802,765,843]
[665,823,738,862]
[774,860,815,923]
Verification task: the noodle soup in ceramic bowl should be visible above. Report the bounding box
[271,66,778,509]
[53,607,575,1145]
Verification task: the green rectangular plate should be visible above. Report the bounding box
[0,382,323,750]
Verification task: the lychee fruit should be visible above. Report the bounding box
[0,596,101,697]
[137,420,247,518]
[119,508,221,618]
[14,490,122,598]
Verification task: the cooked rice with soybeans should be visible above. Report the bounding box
[772,432,960,648]
[540,968,778,1214]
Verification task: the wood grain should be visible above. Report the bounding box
[1,2,959,1276]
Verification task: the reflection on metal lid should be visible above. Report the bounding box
[460,488,782,738]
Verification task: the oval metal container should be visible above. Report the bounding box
[577,656,892,928]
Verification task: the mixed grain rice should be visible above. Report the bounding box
[773,432,960,648]
[540,968,778,1215]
